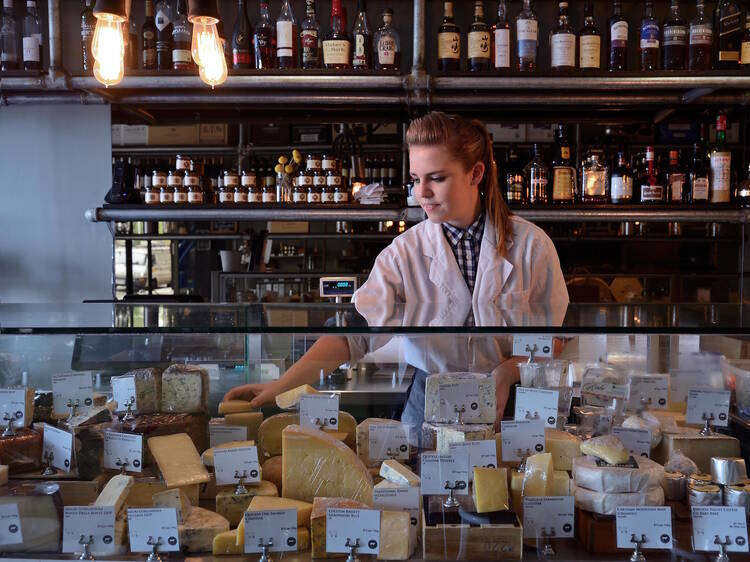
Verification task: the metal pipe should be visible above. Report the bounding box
[47,0,64,77]
[412,0,425,72]
[432,75,750,91]
[113,93,407,105]
[431,93,750,106]
[0,93,106,105]
[514,208,748,223]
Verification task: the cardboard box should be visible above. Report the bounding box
[267,221,309,233]
[199,124,228,145]
[148,125,199,145]
[486,124,525,143]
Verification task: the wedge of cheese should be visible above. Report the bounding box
[522,453,554,497]
[379,460,420,487]
[276,384,320,410]
[378,510,415,560]
[235,518,310,551]
[580,435,630,465]
[218,400,255,414]
[545,428,582,471]
[552,470,571,496]
[261,455,283,492]
[215,481,278,525]
[124,476,199,508]
[213,529,243,555]
[148,433,211,488]
[311,497,369,558]
[223,412,264,442]
[152,488,192,523]
[259,411,357,458]
[472,467,509,512]
[201,440,256,467]
[178,506,230,553]
[436,424,494,453]
[93,474,134,515]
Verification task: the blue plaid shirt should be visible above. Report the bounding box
[441,213,485,294]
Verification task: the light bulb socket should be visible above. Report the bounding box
[93,0,129,20]
[188,0,220,23]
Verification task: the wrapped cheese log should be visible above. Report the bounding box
[573,456,664,493]
[0,427,43,474]
[573,485,665,515]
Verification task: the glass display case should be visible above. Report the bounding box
[0,302,749,560]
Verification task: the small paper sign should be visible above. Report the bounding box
[52,372,94,416]
[42,423,73,472]
[214,445,261,486]
[0,504,23,546]
[420,453,469,496]
[63,506,116,554]
[523,496,575,539]
[627,375,669,412]
[368,424,410,461]
[686,389,731,427]
[243,510,298,554]
[325,508,380,555]
[612,426,651,459]
[512,335,554,358]
[111,376,137,412]
[448,439,497,482]
[0,389,28,427]
[300,394,340,430]
[500,420,545,462]
[103,431,143,473]
[209,424,248,448]
[616,507,673,550]
[127,508,180,553]
[373,486,420,529]
[514,387,559,428]
[438,381,481,423]
[691,506,749,553]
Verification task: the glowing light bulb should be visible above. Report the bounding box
[198,42,227,88]
[91,15,125,87]
[191,20,220,66]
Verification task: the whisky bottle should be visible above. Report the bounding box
[662,0,688,70]
[300,0,321,69]
[549,1,575,72]
[127,14,137,69]
[141,0,156,70]
[276,0,297,68]
[374,8,400,71]
[688,143,709,203]
[492,0,510,70]
[689,0,713,70]
[581,151,609,203]
[323,0,350,69]
[551,125,576,204]
[232,0,253,69]
[666,150,686,203]
[504,146,525,204]
[709,113,732,203]
[468,1,490,71]
[610,151,633,204]
[0,0,18,71]
[578,0,601,71]
[607,0,628,71]
[639,146,665,204]
[524,144,549,204]
[515,0,538,72]
[735,163,750,206]
[254,1,276,69]
[351,0,371,69]
[154,0,172,71]
[22,0,41,70]
[741,14,750,65]
[437,1,460,72]
[81,0,95,72]
[171,0,192,71]
[639,0,660,71]
[714,0,742,68]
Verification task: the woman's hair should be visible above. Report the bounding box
[405,111,512,257]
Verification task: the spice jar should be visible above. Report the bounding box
[175,154,192,171]
[144,175,160,205]
[248,184,262,203]
[306,154,322,171]
[322,154,338,172]
[164,171,181,203]
[326,171,343,202]
[293,183,307,203]
[321,183,335,203]
[262,184,277,203]
[334,184,350,203]
[241,170,257,190]
[185,171,203,204]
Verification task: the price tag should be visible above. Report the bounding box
[420,453,469,496]
[214,445,261,486]
[209,424,248,448]
[514,387,559,428]
[111,376,137,412]
[627,375,669,411]
[577,335,608,364]
[691,506,749,552]
[243,510,298,553]
[62,506,116,554]
[500,420,545,462]
[686,389,731,427]
[0,389,28,427]
[326,508,380,555]
[300,394,340,430]
[448,440,497,482]
[512,335,554,358]
[368,424,410,461]
[373,486,420,529]
[127,508,180,553]
[438,380,481,423]
[612,426,651,458]
[616,507,673,550]
[0,504,23,546]
[42,423,73,471]
[51,372,94,416]
[103,431,143,473]
[523,496,575,539]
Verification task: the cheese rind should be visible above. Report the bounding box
[215,481,278,525]
[94,474,134,515]
[472,467,509,512]
[580,435,630,465]
[259,411,357,458]
[378,510,414,560]
[223,412,264,442]
[178,506,230,553]
[275,384,320,410]
[213,529,243,555]
[161,364,208,414]
[424,372,496,424]
[148,433,211,487]
[152,488,192,523]
[200,440,255,467]
[545,428,582,471]
[311,497,368,558]
[261,455,283,492]
[0,464,8,486]
[436,423,494,453]
[552,470,571,496]
[653,431,741,473]
[522,453,554,497]
[379,459,420,487]
[573,456,664,493]
[217,400,255,415]
[114,369,161,414]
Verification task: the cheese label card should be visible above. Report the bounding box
[616,507,673,550]
[111,376,137,412]
[512,335,554,358]
[0,389,28,427]
[62,506,116,554]
[514,387,559,428]
[325,508,380,555]
[523,496,574,540]
[627,375,669,412]
[448,439,497,482]
[691,506,749,553]
[577,335,608,364]
[243,510,298,554]
[51,372,94,416]
[213,445,261,486]
[127,508,180,553]
[368,424,410,461]
[300,394,339,430]
[103,431,143,473]
[581,379,629,401]
[438,380,481,423]
[209,424,248,448]
[373,486,420,529]
[612,426,651,459]
[686,389,731,427]
[42,423,73,471]
[420,452,469,496]
[670,371,714,405]
[500,420,545,462]
[0,503,23,546]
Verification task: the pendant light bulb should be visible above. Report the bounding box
[91,14,125,87]
[198,40,228,88]
[191,18,220,66]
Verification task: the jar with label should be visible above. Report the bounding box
[298,170,314,201]
[175,154,192,171]
[307,184,322,203]
[322,154,338,171]
[262,184,277,203]
[234,184,249,203]
[321,183,335,203]
[218,184,235,204]
[326,170,343,196]
[184,171,202,204]
[241,170,257,190]
[293,183,308,203]
[144,181,160,205]
[334,184,349,203]
[166,171,182,203]
[248,184,263,203]
[306,154,323,171]
[152,170,167,200]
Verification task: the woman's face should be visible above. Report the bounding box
[409,145,483,228]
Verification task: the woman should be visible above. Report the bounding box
[225,112,568,425]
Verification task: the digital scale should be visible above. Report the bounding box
[319,276,358,327]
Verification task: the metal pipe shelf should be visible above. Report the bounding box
[513,208,748,223]
[113,232,397,240]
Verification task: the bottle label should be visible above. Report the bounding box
[262,192,277,203]
[160,191,174,203]
[277,20,293,56]
[314,175,327,186]
[552,167,575,200]
[249,192,263,203]
[153,176,167,187]
[172,48,191,63]
[438,31,460,59]
[640,22,660,48]
[334,191,349,202]
[493,28,510,68]
[561,146,570,160]
[188,192,203,203]
[377,36,396,65]
[720,10,742,36]
[610,20,628,47]
[293,192,307,203]
[174,192,187,203]
[742,41,750,64]
[155,9,170,31]
[301,29,319,64]
[323,39,350,64]
[664,25,688,46]
[145,192,160,203]
[516,18,538,58]
[611,175,633,200]
[669,173,685,201]
[550,33,575,68]
[185,176,199,187]
[22,36,39,62]
[219,192,234,203]
[322,191,335,202]
[692,176,709,199]
[640,185,664,201]
[710,152,731,202]
[298,175,313,186]
[353,32,368,63]
[468,30,490,59]
[167,176,182,186]
[579,35,601,68]
[583,170,607,197]
[224,177,239,187]
[234,191,248,203]
[689,24,712,45]
[233,49,251,65]
[308,192,322,203]
[143,44,156,67]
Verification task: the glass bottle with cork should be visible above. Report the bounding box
[232,0,253,69]
[22,0,41,71]
[1,0,19,71]
[492,0,510,71]
[689,0,713,70]
[254,0,276,69]
[663,0,688,70]
[666,150,686,203]
[351,0,372,70]
[437,1,460,72]
[524,144,549,204]
[714,0,742,69]
[468,1,491,71]
[578,0,601,71]
[504,146,525,204]
[141,0,157,69]
[688,143,709,203]
[374,8,399,70]
[515,0,538,72]
[581,151,610,203]
[550,1,575,72]
[639,146,665,204]
[300,0,321,69]
[154,0,172,70]
[171,0,193,71]
[610,151,633,204]
[551,125,576,204]
[276,0,297,68]
[639,0,660,71]
[709,113,732,203]
[323,0,351,69]
[607,0,628,71]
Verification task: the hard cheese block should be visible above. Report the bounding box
[356,418,416,467]
[379,459,420,487]
[580,435,630,465]
[378,510,415,560]
[472,467,509,512]
[261,455,283,492]
[124,475,199,507]
[148,433,211,488]
[217,400,255,415]
[247,495,313,527]
[545,428,582,471]
[0,428,35,478]
[282,425,373,505]
[152,488,192,523]
[421,422,440,451]
[573,456,664,493]
[223,412,264,442]
[215,480,278,526]
[93,474,134,515]
[276,384,320,410]
[259,411,357,458]
[573,485,665,515]
[213,529,243,555]
[201,440,255,467]
[311,497,369,558]
[161,364,209,414]
[552,470,571,496]
[0,482,63,553]
[178,506,230,553]
[522,453,554,496]
[436,423,494,453]
[120,413,210,467]
[424,372,496,424]
[653,430,740,473]
[112,368,162,414]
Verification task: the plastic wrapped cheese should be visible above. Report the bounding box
[424,372,496,424]
[0,482,63,552]
[580,435,630,465]
[161,364,209,414]
[573,485,665,515]
[258,411,356,458]
[573,456,664,493]
[114,369,162,414]
[664,450,699,476]
[622,412,662,448]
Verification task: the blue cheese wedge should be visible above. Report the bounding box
[115,369,162,414]
[161,364,208,414]
[424,372,496,424]
[215,480,278,525]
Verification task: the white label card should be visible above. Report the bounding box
[51,372,94,416]
[691,506,749,552]
[448,440,497,482]
[512,335,554,358]
[209,424,248,448]
[214,445,261,486]
[373,486,420,529]
[103,431,143,473]
[111,376,137,412]
[63,506,116,554]
[627,375,669,411]
[127,508,180,553]
[0,389,28,427]
[616,507,673,550]
[300,394,340,430]
[500,419,545,462]
[514,387,559,428]
[0,504,23,546]
[686,389,731,427]
[438,380,481,423]
[325,508,380,555]
[243,510,298,553]
[420,453,469,496]
[612,426,651,459]
[577,335,608,364]
[42,423,73,471]
[368,424,410,461]
[523,496,575,539]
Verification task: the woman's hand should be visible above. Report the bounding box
[223,383,277,408]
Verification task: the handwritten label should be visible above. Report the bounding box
[500,420,545,462]
[325,508,380,555]
[62,506,116,554]
[300,394,340,430]
[214,445,261,486]
[127,508,180,553]
[103,431,143,473]
[243,510,298,553]
[616,507,673,550]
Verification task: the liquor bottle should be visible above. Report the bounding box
[80,0,95,72]
[467,1,490,71]
[551,125,576,204]
[709,113,732,203]
[666,150,686,203]
[232,0,253,69]
[323,0,350,69]
[581,151,609,203]
[688,143,709,203]
[714,0,742,68]
[610,151,633,204]
[639,146,665,204]
[639,0,660,71]
[735,163,750,206]
[437,1,460,72]
[300,0,321,69]
[217,18,230,65]
[254,1,276,69]
[608,0,628,71]
[578,0,601,71]
[141,0,157,70]
[549,1,575,72]
[524,144,549,204]
[689,0,713,70]
[504,146,525,204]
[155,0,172,70]
[171,0,192,71]
[374,8,400,71]
[492,0,510,70]
[662,0,687,70]
[351,0,371,69]
[515,0,537,72]
[277,0,297,68]
[1,0,18,71]
[127,13,137,69]
[22,0,40,70]
[741,14,750,65]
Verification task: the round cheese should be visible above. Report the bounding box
[573,456,664,493]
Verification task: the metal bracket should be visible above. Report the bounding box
[714,535,731,562]
[443,480,465,508]
[629,533,647,562]
[385,448,400,460]
[525,344,538,363]
[312,417,329,429]
[258,538,273,562]
[146,536,163,562]
[122,396,136,422]
[41,451,57,476]
[115,458,130,474]
[700,412,715,436]
[515,448,532,472]
[78,534,95,560]
[67,399,80,420]
[2,413,16,437]
[345,537,360,562]
[453,404,466,425]
[524,410,540,421]
[635,397,652,415]
[540,527,555,557]
[234,470,249,495]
